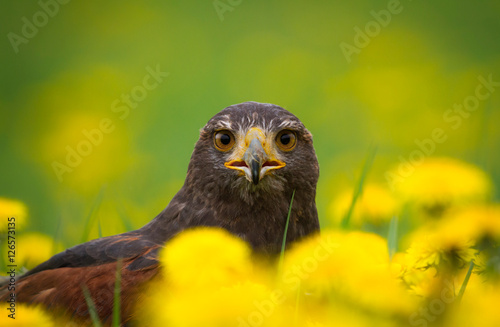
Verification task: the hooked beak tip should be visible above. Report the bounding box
[250,160,260,185]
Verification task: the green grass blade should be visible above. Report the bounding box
[112,192,135,232]
[340,146,377,229]
[457,260,475,303]
[387,215,398,260]
[82,285,102,327]
[52,215,62,246]
[97,216,103,239]
[80,186,106,243]
[278,189,296,272]
[112,258,123,327]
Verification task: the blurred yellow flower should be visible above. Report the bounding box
[141,227,284,327]
[0,197,28,232]
[304,301,396,327]
[400,205,500,280]
[143,228,413,327]
[405,234,477,271]
[159,227,258,290]
[11,232,61,270]
[445,278,500,327]
[40,110,132,194]
[147,281,280,327]
[402,205,500,272]
[22,66,135,195]
[440,205,500,243]
[394,157,492,218]
[402,265,442,298]
[397,203,500,299]
[280,230,414,316]
[328,183,399,227]
[0,304,54,327]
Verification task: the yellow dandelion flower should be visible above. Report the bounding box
[394,157,492,218]
[405,233,477,271]
[0,304,54,327]
[412,205,500,276]
[137,227,283,326]
[328,183,400,227]
[280,230,414,315]
[446,278,500,327]
[0,198,28,232]
[142,279,283,327]
[441,205,500,243]
[402,205,499,274]
[402,266,441,297]
[398,252,481,307]
[6,233,62,270]
[280,231,386,293]
[162,281,273,327]
[304,301,391,327]
[398,207,498,298]
[159,227,257,290]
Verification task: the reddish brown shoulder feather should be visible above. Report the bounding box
[1,259,159,324]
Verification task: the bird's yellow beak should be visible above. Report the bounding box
[224,127,286,184]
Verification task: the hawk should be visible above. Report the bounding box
[0,101,320,324]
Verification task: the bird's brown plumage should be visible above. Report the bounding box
[0,101,320,324]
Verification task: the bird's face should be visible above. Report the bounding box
[216,126,290,185]
[188,102,319,199]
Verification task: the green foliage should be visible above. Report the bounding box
[457,261,475,303]
[82,285,102,327]
[341,147,377,229]
[387,215,398,260]
[279,189,295,272]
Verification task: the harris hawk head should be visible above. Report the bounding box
[0,101,320,324]
[188,101,319,203]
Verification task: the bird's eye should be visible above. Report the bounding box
[214,130,235,151]
[276,130,297,151]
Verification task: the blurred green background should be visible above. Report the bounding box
[1,1,499,246]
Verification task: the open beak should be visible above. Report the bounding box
[224,127,286,185]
